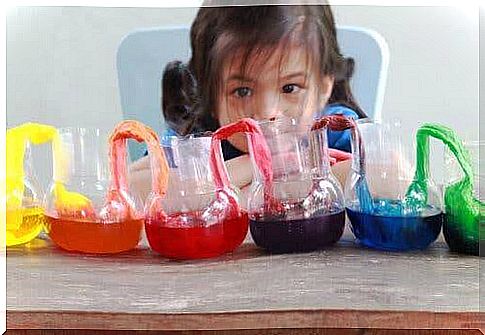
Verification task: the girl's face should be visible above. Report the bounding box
[217,43,334,152]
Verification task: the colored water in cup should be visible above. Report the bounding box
[43,126,144,253]
[345,120,443,251]
[247,117,345,253]
[145,132,247,260]
[444,140,484,256]
[6,123,71,246]
[6,139,45,246]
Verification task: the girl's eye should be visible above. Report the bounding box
[232,87,252,98]
[282,84,301,94]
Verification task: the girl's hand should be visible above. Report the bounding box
[128,156,152,202]
[365,151,414,199]
[225,154,253,190]
[129,155,151,173]
[239,184,252,212]
[331,159,351,188]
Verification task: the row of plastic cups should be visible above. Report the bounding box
[6,117,350,257]
[7,118,483,257]
[142,116,348,257]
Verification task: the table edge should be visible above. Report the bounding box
[6,309,485,331]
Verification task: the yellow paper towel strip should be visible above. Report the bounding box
[6,123,94,239]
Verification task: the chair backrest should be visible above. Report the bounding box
[117,25,389,161]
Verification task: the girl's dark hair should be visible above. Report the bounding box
[162,4,366,135]
[162,60,204,134]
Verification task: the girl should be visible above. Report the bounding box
[130,4,366,201]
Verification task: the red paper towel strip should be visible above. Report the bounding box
[210,118,283,215]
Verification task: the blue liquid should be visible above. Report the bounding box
[346,200,443,251]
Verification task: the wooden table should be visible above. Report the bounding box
[6,226,485,334]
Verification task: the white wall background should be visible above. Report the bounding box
[6,5,479,186]
[332,5,479,140]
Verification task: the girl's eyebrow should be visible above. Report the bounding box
[280,72,307,81]
[227,72,306,83]
[226,74,254,83]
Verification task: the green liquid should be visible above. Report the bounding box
[444,180,484,255]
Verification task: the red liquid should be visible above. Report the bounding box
[45,216,143,254]
[145,211,248,260]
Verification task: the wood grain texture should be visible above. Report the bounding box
[6,310,484,331]
[7,227,485,331]
[5,329,485,335]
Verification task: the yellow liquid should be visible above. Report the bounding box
[6,207,45,246]
[6,123,94,238]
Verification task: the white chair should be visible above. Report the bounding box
[117,25,389,161]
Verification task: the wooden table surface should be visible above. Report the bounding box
[6,226,485,333]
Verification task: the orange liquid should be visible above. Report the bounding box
[45,216,143,254]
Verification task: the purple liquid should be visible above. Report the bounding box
[249,211,345,253]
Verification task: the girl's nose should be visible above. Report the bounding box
[258,111,283,121]
[253,95,285,121]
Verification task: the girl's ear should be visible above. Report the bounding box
[317,75,335,111]
[320,75,335,103]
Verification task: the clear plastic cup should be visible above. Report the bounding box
[247,117,345,253]
[6,141,45,246]
[44,127,144,253]
[145,133,248,259]
[345,121,443,251]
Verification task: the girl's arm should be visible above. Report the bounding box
[129,152,352,208]
[129,153,253,203]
